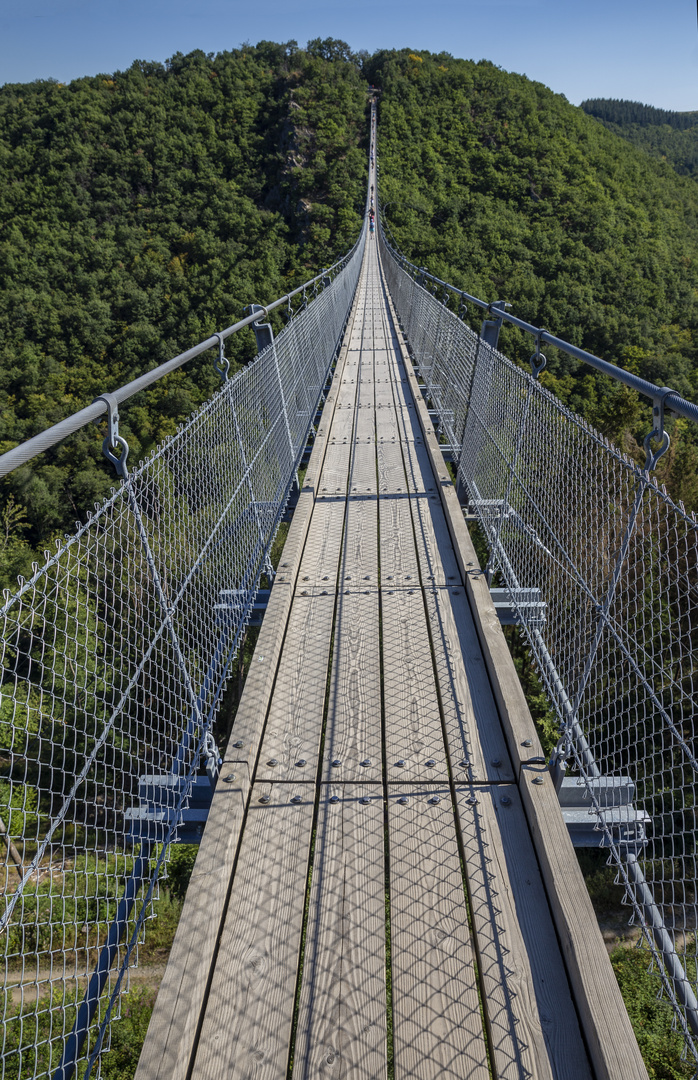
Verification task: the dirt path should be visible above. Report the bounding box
[5,962,167,1006]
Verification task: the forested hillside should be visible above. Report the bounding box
[581,98,698,131]
[0,39,367,589]
[370,50,698,507]
[3,42,698,594]
[581,98,698,180]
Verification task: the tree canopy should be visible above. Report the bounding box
[3,42,698,592]
[0,41,368,587]
[581,98,698,180]
[370,49,698,506]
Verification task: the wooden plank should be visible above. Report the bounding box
[397,403,424,441]
[387,787,490,1080]
[328,409,355,440]
[354,408,376,440]
[376,441,409,494]
[318,441,351,495]
[425,586,513,784]
[293,784,387,1080]
[517,763,650,1080]
[341,496,379,585]
[378,495,420,585]
[389,372,411,407]
[193,782,315,1080]
[275,496,316,584]
[336,384,358,408]
[382,588,448,782]
[257,594,336,781]
[322,589,382,781]
[435,520,549,769]
[375,403,402,443]
[401,439,438,494]
[358,378,375,409]
[223,586,295,763]
[382,275,650,1080]
[298,496,346,586]
[455,783,592,1080]
[349,440,377,494]
[347,315,365,348]
[410,492,462,585]
[134,766,250,1080]
[374,381,395,406]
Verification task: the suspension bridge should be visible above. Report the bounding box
[1,101,697,1079]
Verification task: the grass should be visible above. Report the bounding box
[611,945,696,1079]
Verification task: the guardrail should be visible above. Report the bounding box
[378,214,698,1065]
[0,222,365,1080]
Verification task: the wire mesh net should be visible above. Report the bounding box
[380,225,698,1062]
[0,228,364,1080]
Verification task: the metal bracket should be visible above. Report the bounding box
[215,588,271,628]
[643,385,674,471]
[248,304,274,352]
[212,332,230,382]
[489,586,546,627]
[557,776,650,851]
[94,393,129,478]
[203,731,221,789]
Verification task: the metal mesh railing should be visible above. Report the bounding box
[379,223,698,1063]
[0,225,364,1080]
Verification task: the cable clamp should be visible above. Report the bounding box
[529,329,547,379]
[212,332,230,382]
[94,393,129,477]
[643,386,675,471]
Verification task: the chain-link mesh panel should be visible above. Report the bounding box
[0,226,365,1080]
[379,226,698,1062]
[379,243,478,456]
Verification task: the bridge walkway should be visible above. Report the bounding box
[136,234,646,1080]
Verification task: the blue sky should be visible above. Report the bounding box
[0,0,696,110]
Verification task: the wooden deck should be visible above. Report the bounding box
[135,237,648,1080]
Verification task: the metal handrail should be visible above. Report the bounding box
[0,246,360,480]
[379,219,698,428]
